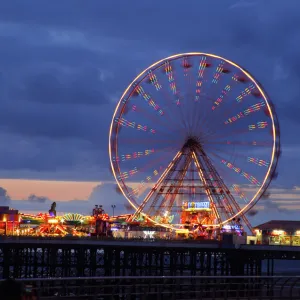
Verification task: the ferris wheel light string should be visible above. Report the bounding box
[224,101,266,125]
[113,145,176,163]
[119,85,189,137]
[129,151,182,222]
[207,83,261,134]
[183,57,197,133]
[205,149,270,177]
[130,102,188,138]
[109,52,277,229]
[193,60,230,131]
[164,61,191,132]
[209,150,266,212]
[201,127,268,142]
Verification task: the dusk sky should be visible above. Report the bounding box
[0,0,299,224]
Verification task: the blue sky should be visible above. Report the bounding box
[0,0,299,225]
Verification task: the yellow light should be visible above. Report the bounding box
[48,219,58,224]
[273,229,284,235]
[108,52,277,230]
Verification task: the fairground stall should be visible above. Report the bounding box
[0,206,20,235]
[254,220,300,246]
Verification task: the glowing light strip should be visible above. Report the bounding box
[148,70,162,91]
[232,184,248,202]
[194,56,207,101]
[164,61,177,95]
[109,52,277,230]
[212,61,225,84]
[198,56,207,79]
[128,168,160,197]
[225,101,265,124]
[115,117,156,133]
[247,157,269,167]
[249,121,268,130]
[183,57,191,77]
[212,85,231,110]
[128,151,182,221]
[221,160,261,186]
[136,85,164,115]
[236,84,255,102]
[118,167,138,180]
[113,149,155,162]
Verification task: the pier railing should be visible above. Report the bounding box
[8,275,300,299]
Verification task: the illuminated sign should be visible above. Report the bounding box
[223,225,242,231]
[143,231,155,239]
[187,202,210,209]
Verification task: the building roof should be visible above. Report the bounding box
[254,220,300,231]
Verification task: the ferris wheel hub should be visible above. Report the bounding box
[183,136,201,151]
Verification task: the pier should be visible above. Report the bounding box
[1,238,300,279]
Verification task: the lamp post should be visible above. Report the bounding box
[111,205,116,217]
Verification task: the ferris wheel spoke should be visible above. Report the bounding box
[130,103,187,139]
[192,61,231,133]
[114,117,185,141]
[134,83,187,134]
[200,119,270,143]
[211,74,240,111]
[191,57,213,133]
[114,116,156,134]
[122,150,178,197]
[205,146,271,169]
[212,165,254,208]
[112,145,176,163]
[163,61,191,133]
[182,57,194,133]
[183,56,202,134]
[224,100,266,125]
[199,99,267,140]
[201,126,271,143]
[203,139,273,148]
[199,85,262,136]
[129,151,182,221]
[201,156,256,230]
[210,151,262,187]
[117,137,179,147]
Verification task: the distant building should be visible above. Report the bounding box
[0,206,20,235]
[254,220,300,246]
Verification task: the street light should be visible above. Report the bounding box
[111,205,116,217]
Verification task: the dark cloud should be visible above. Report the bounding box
[0,0,297,194]
[0,187,11,204]
[263,199,288,213]
[27,194,49,203]
[19,71,109,106]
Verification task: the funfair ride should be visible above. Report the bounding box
[109,53,280,235]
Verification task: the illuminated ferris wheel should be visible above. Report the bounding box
[109,53,280,231]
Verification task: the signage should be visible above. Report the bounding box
[223,224,242,231]
[187,202,210,209]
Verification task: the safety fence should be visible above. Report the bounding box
[4,275,300,299]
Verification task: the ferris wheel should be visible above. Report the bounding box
[109,53,280,231]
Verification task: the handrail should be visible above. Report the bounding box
[3,275,300,281]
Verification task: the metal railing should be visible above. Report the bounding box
[5,275,300,299]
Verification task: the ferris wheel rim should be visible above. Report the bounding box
[108,52,279,229]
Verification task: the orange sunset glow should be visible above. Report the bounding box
[0,179,101,201]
